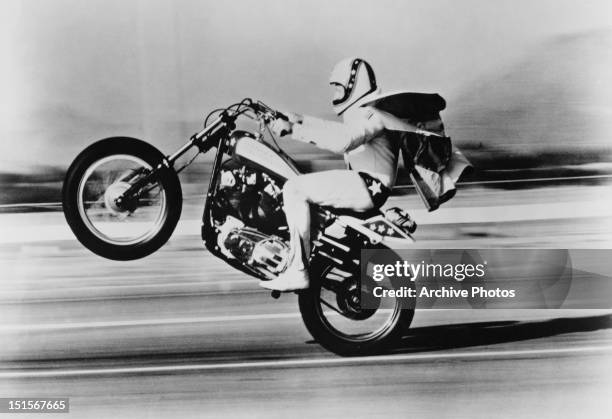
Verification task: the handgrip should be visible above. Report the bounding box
[274,110,289,121]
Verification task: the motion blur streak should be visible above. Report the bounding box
[2,345,612,379]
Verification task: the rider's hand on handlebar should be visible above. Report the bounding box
[270,118,293,137]
[269,110,303,136]
[284,112,304,124]
[273,108,303,124]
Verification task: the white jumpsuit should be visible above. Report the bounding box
[283,105,400,269]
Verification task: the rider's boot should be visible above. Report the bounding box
[260,265,309,291]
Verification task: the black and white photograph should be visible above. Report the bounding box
[1,0,611,417]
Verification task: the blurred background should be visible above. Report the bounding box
[1,2,612,417]
[1,0,611,204]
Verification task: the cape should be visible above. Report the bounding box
[363,91,472,212]
[362,90,446,122]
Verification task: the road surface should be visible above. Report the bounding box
[0,183,611,418]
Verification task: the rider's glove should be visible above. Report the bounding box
[285,112,304,124]
[270,118,294,137]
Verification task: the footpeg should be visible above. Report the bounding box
[271,290,281,299]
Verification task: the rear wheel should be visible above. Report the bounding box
[299,250,415,356]
[62,137,182,260]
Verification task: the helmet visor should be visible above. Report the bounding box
[330,82,347,106]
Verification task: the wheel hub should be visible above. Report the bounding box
[336,279,380,320]
[104,181,133,215]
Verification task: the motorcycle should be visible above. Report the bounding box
[62,99,418,355]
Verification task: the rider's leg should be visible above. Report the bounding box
[285,170,374,264]
[260,170,374,291]
[282,178,311,271]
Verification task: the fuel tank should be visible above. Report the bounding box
[231,131,299,180]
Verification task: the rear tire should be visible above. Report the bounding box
[299,255,415,356]
[62,137,182,260]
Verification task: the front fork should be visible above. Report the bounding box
[116,113,235,210]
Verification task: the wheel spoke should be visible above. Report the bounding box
[312,263,408,343]
[321,279,342,293]
[319,298,344,316]
[77,155,168,246]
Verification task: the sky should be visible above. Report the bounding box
[0,0,611,169]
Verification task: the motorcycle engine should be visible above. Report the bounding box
[217,216,290,278]
[213,160,286,234]
[210,160,290,278]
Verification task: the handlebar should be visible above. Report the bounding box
[193,99,290,151]
[164,98,290,174]
[248,101,288,121]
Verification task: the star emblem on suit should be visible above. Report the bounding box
[368,181,382,196]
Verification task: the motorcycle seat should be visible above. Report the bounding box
[320,206,382,220]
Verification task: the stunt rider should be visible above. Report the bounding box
[261,57,399,292]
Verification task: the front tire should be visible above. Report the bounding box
[62,137,182,260]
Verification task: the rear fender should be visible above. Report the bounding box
[337,215,415,246]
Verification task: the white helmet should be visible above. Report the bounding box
[329,57,379,115]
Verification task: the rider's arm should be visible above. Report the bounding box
[291,109,385,154]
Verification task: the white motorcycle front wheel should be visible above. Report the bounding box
[62,137,182,260]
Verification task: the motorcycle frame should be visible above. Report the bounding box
[193,115,368,282]
[124,105,405,283]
